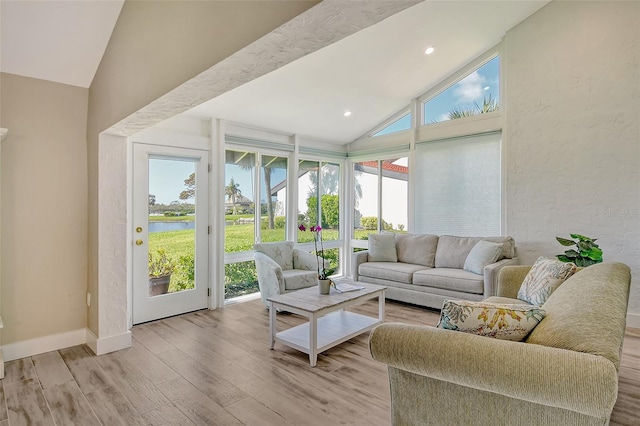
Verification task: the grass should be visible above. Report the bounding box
[148,218,375,297]
[149,214,195,222]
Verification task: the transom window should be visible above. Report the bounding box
[423,55,500,125]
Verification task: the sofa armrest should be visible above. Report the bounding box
[293,248,330,273]
[496,265,532,298]
[483,257,520,297]
[254,252,285,302]
[369,323,618,418]
[351,250,369,281]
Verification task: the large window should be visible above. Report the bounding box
[260,154,287,242]
[353,158,408,239]
[414,132,501,236]
[373,112,412,137]
[298,160,341,274]
[225,150,256,253]
[423,56,500,125]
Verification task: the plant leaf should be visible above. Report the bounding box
[556,237,576,246]
[564,249,579,258]
[570,233,589,241]
[557,255,572,262]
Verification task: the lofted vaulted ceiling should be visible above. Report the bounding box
[1,1,549,143]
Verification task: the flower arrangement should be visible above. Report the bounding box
[148,248,176,278]
[298,224,335,280]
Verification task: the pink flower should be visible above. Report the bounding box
[298,224,306,232]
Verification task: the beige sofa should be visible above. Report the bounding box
[352,234,518,309]
[369,262,631,425]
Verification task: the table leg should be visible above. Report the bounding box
[378,292,385,322]
[269,302,276,350]
[309,312,317,367]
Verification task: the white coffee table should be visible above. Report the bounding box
[267,280,386,367]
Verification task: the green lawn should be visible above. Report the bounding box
[148,219,373,298]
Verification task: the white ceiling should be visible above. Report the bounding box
[184,1,548,144]
[0,0,549,143]
[0,0,123,88]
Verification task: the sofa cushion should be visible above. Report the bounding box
[359,262,426,284]
[395,233,438,267]
[517,257,577,306]
[413,268,484,294]
[435,236,515,269]
[368,233,398,262]
[463,240,504,274]
[437,300,546,341]
[282,269,317,290]
[254,241,294,270]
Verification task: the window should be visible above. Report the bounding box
[353,158,409,238]
[225,150,256,253]
[373,113,412,137]
[414,132,501,236]
[423,56,500,125]
[260,155,287,242]
[298,160,341,274]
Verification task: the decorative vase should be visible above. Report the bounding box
[318,279,331,295]
[149,275,171,296]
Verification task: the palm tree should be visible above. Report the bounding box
[225,178,242,215]
[447,94,499,120]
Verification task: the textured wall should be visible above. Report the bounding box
[86,1,319,335]
[504,1,640,315]
[0,73,89,343]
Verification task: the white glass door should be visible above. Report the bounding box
[132,143,209,324]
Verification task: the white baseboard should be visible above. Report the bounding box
[627,312,640,329]
[85,329,132,356]
[1,328,87,362]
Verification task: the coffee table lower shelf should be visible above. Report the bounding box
[275,310,380,355]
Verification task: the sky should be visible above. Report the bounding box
[149,158,196,205]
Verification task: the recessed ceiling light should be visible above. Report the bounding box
[344,111,352,117]
[425,47,435,55]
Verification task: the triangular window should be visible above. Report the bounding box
[373,113,412,137]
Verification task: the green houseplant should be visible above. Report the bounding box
[148,249,176,296]
[556,234,603,267]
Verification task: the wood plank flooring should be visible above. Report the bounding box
[0,299,638,425]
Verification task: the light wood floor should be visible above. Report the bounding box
[1,299,638,425]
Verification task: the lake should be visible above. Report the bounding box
[149,221,195,232]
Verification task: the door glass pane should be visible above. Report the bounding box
[260,155,287,242]
[225,150,256,253]
[148,158,196,296]
[354,161,379,240]
[381,158,408,233]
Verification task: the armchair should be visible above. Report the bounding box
[254,241,330,306]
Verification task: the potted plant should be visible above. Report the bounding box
[556,233,603,267]
[299,224,336,294]
[148,248,176,296]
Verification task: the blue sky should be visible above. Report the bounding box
[149,159,195,205]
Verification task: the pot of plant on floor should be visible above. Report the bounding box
[148,248,176,296]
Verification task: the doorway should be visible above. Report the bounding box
[132,143,209,324]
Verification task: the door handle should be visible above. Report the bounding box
[135,240,144,246]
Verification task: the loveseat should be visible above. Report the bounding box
[352,234,518,309]
[369,262,632,425]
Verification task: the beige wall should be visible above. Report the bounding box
[0,73,88,344]
[86,1,318,334]
[504,1,640,314]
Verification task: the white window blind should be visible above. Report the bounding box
[414,132,501,236]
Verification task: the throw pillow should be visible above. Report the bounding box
[368,233,398,262]
[463,240,504,275]
[437,300,546,341]
[517,257,577,306]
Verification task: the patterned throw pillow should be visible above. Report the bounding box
[368,233,398,262]
[437,300,546,341]
[517,257,577,306]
